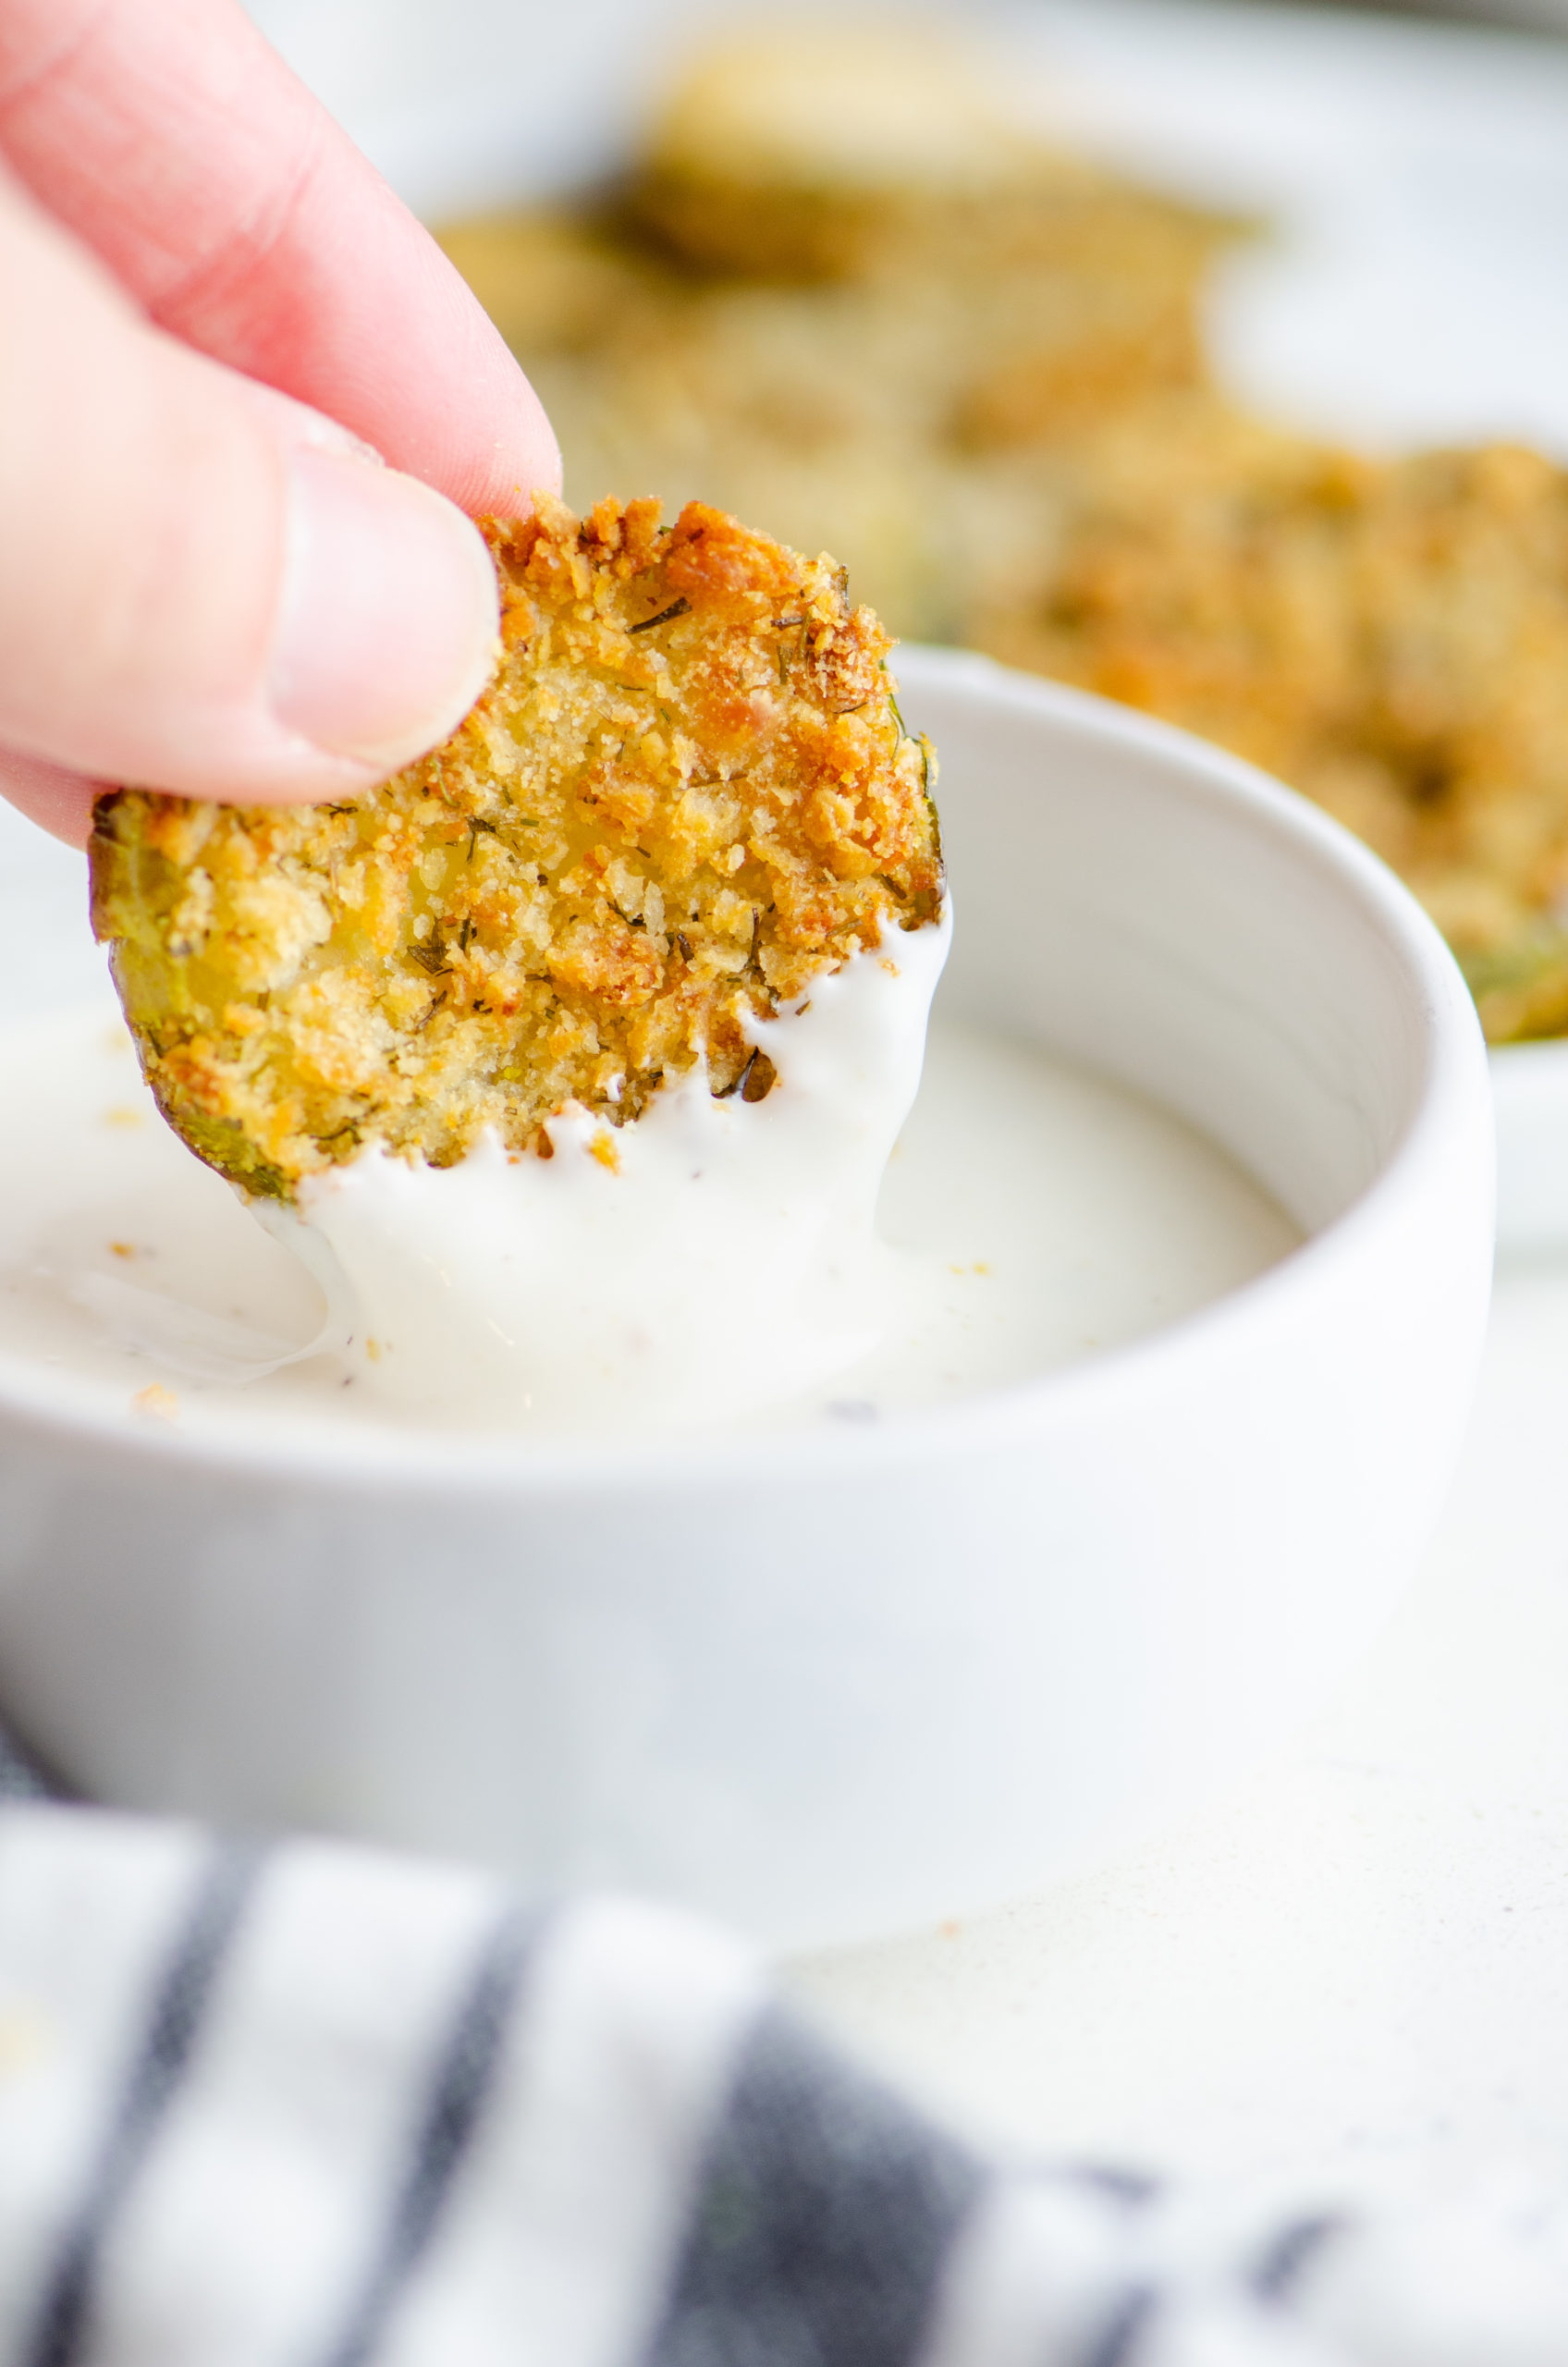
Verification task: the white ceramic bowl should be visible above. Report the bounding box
[0,648,1493,1950]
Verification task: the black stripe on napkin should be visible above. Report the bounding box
[23,1840,263,2367]
[646,2003,986,2367]
[319,1903,543,2367]
[1251,2211,1353,2301]
[1080,2282,1158,2367]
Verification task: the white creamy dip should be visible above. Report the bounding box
[251,914,949,1429]
[0,959,1299,1441]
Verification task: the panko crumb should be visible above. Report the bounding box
[91,501,942,1198]
[132,1383,179,1421]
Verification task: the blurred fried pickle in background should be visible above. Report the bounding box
[438,23,1568,1044]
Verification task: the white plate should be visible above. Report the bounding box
[242,0,1568,463]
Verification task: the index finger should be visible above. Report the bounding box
[0,0,559,515]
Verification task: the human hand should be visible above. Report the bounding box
[0,0,561,845]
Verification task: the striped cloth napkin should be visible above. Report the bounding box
[3,1726,1568,2367]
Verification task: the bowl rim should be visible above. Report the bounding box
[0,648,1491,1497]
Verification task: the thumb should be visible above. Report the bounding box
[0,167,505,845]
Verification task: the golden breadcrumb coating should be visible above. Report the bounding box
[973,421,1568,1044]
[90,497,943,1198]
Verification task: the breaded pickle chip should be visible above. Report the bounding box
[435,31,1234,644]
[91,496,943,1198]
[974,425,1568,1044]
[631,27,1125,278]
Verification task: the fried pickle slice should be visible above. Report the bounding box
[433,29,1237,644]
[973,421,1568,1044]
[631,26,1126,278]
[90,496,943,1198]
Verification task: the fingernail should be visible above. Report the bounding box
[269,445,499,768]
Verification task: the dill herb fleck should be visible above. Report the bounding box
[629,596,691,635]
